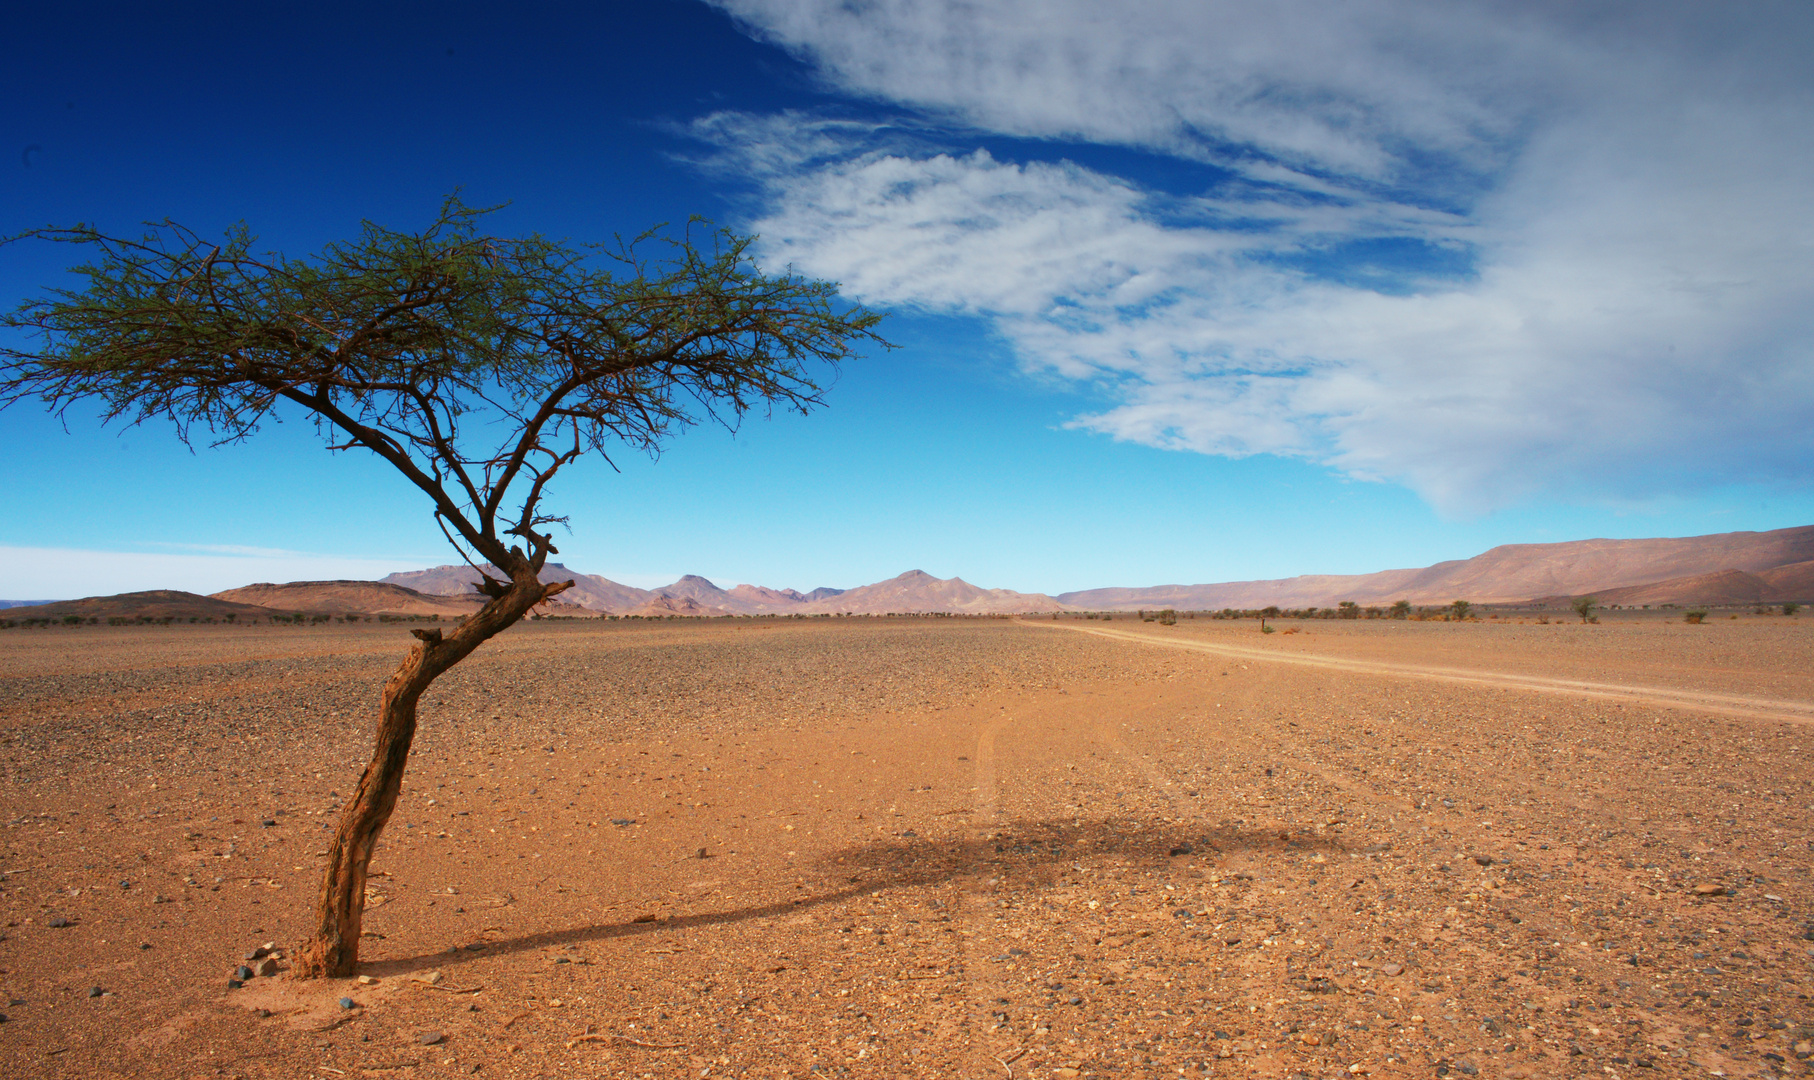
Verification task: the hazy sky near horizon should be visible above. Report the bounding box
[3,1,1812,599]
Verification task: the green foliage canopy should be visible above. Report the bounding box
[0,197,889,575]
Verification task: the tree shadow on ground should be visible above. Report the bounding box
[365,816,1350,977]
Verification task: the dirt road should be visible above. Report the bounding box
[1046,620,1814,725]
[1,616,1811,1079]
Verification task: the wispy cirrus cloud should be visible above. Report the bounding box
[695,1,1814,514]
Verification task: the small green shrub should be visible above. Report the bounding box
[1684,609,1707,624]
[1785,602,1801,616]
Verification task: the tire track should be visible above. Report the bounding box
[1038,621,1814,725]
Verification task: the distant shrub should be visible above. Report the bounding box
[1158,609,1176,626]
[1450,600,1472,621]
[1785,602,1801,616]
[1684,609,1707,624]
[1390,600,1411,620]
[1572,596,1597,623]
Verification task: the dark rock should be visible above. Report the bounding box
[227,978,244,989]
[261,819,276,828]
[417,1030,446,1046]
[87,986,104,998]
[235,965,254,981]
[245,945,271,961]
[339,997,356,1010]
[1473,855,1494,866]
[46,916,71,928]
[1068,996,1083,1005]
[1169,843,1194,856]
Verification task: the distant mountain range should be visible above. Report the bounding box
[378,565,1057,615]
[4,526,1810,619]
[1058,525,1814,609]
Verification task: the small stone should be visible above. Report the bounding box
[1068,996,1083,1006]
[1691,883,1725,896]
[413,969,445,986]
[356,974,379,985]
[1380,962,1403,976]
[46,916,71,928]
[87,986,104,998]
[252,957,279,977]
[245,946,270,961]
[695,847,708,859]
[234,965,254,981]
[417,1030,446,1046]
[261,819,276,828]
[1168,843,1194,857]
[339,997,356,1010]
[153,894,170,903]
[227,978,244,989]
[1472,855,1493,866]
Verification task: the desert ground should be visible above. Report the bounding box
[1,614,1812,1080]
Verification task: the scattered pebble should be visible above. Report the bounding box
[339,997,356,1010]
[417,1030,446,1046]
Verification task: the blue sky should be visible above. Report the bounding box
[3,0,1812,599]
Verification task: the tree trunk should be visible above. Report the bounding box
[292,568,569,978]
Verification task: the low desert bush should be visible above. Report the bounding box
[1684,609,1707,624]
[1786,602,1801,616]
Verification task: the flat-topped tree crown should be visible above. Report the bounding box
[0,196,889,976]
[2,195,885,582]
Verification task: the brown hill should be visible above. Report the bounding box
[1562,569,1770,607]
[0,590,274,621]
[211,580,485,617]
[1058,525,1814,610]
[651,575,753,614]
[383,563,649,613]
[802,570,1064,614]
[621,594,715,618]
[1758,559,1814,600]
[727,583,810,611]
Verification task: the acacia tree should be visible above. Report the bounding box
[0,198,888,976]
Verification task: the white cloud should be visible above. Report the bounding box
[0,547,435,600]
[696,1,1814,512]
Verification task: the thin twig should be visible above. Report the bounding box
[994,1046,1027,1079]
[412,981,485,994]
[566,1032,684,1050]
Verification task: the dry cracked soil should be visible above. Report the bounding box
[2,613,1813,1080]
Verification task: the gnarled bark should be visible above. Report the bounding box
[292,568,570,978]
